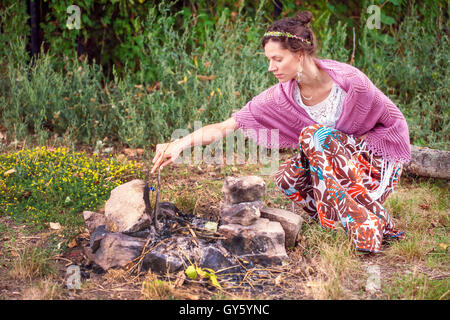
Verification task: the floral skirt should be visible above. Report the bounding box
[275,124,404,253]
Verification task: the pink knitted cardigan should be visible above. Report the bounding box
[232,58,411,164]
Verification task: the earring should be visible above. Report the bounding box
[296,65,302,85]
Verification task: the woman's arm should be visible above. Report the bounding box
[151,117,239,173]
[177,117,239,150]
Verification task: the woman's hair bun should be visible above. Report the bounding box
[294,10,313,25]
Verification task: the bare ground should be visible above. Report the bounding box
[1,146,449,300]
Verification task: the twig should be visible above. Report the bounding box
[187,224,199,246]
[439,289,449,300]
[125,237,170,275]
[350,27,356,66]
[51,256,74,265]
[176,245,194,266]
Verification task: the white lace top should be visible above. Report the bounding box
[293,81,346,128]
[293,81,398,201]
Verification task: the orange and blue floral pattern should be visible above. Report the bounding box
[275,124,404,253]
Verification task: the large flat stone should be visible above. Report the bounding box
[222,176,266,204]
[83,211,106,234]
[142,250,184,274]
[104,179,151,233]
[199,245,233,271]
[219,200,264,226]
[90,233,146,271]
[260,207,303,247]
[218,218,288,266]
[142,238,234,274]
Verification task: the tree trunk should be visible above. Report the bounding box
[28,0,40,60]
[403,145,450,179]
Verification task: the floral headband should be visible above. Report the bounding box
[264,31,311,45]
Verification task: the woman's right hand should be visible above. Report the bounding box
[151,139,183,174]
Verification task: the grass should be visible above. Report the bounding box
[8,245,56,281]
[383,178,450,268]
[141,271,177,300]
[0,143,448,300]
[21,278,63,300]
[297,223,363,299]
[385,270,450,300]
[0,145,143,234]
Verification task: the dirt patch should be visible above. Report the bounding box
[1,146,448,300]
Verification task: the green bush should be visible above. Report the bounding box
[0,0,448,151]
[0,1,273,148]
[355,0,449,150]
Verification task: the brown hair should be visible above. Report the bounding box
[262,11,317,57]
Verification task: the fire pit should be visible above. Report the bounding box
[81,176,303,277]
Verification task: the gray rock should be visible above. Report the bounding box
[158,201,182,217]
[222,176,266,204]
[218,218,288,266]
[104,179,151,233]
[142,250,184,274]
[219,200,264,226]
[83,211,106,234]
[141,237,235,274]
[199,245,233,271]
[89,225,108,253]
[91,233,146,270]
[260,207,303,247]
[142,236,194,274]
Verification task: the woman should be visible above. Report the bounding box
[151,11,410,253]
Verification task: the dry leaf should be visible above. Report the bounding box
[184,293,200,300]
[274,274,283,286]
[49,222,62,230]
[4,168,16,176]
[174,270,186,288]
[197,75,216,81]
[204,221,218,233]
[68,238,78,248]
[419,203,431,210]
[152,82,160,91]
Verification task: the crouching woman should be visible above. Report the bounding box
[151,11,410,253]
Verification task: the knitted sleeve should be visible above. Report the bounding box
[231,86,298,149]
[364,88,411,164]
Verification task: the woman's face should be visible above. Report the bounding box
[264,39,302,83]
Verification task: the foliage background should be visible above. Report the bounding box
[0,0,448,151]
